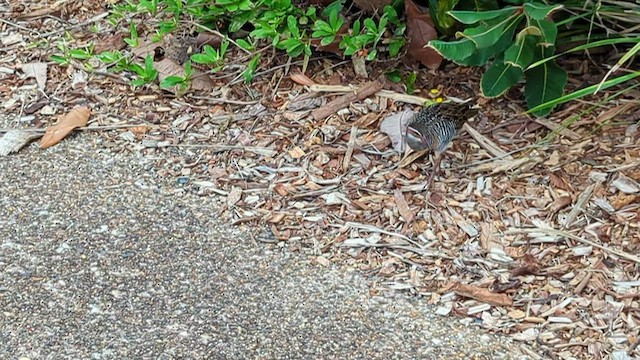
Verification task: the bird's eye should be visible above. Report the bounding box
[407,127,422,138]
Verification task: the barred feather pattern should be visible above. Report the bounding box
[405,103,478,152]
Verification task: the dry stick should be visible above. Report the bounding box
[311,79,384,121]
[168,144,276,157]
[342,125,358,172]
[37,12,109,38]
[0,124,150,133]
[308,84,432,106]
[505,227,640,264]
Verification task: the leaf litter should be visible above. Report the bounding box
[1,3,639,359]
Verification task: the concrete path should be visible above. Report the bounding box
[0,134,524,359]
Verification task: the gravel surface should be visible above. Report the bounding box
[0,134,526,359]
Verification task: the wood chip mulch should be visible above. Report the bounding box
[1,3,639,359]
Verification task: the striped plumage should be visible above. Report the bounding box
[405,102,478,152]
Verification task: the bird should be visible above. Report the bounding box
[404,102,479,191]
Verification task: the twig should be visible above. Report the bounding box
[191,23,252,54]
[563,183,598,228]
[36,12,109,38]
[0,124,150,133]
[463,123,513,160]
[188,95,260,105]
[535,118,582,140]
[311,79,384,121]
[169,144,276,157]
[308,84,432,106]
[342,125,357,172]
[505,227,640,264]
[0,18,38,34]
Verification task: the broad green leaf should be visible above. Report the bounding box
[515,26,541,42]
[457,0,499,11]
[504,35,537,69]
[456,13,523,49]
[524,52,567,116]
[428,0,460,35]
[448,7,519,24]
[481,56,523,97]
[523,2,563,20]
[528,18,556,45]
[428,38,476,62]
[455,13,519,66]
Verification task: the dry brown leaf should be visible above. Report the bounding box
[226,187,242,207]
[549,172,574,192]
[132,38,162,59]
[196,33,223,47]
[394,189,414,223]
[380,109,414,153]
[290,70,315,86]
[93,33,126,54]
[596,103,633,124]
[453,283,513,306]
[549,195,573,214]
[21,62,48,91]
[154,58,215,92]
[404,0,442,70]
[510,264,540,278]
[40,106,90,149]
[268,212,286,223]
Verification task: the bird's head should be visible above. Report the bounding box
[405,123,431,151]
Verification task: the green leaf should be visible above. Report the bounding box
[366,49,377,61]
[69,49,91,59]
[524,48,567,116]
[130,78,148,87]
[527,71,640,115]
[448,13,518,66]
[328,8,343,30]
[235,39,254,51]
[320,35,335,46]
[385,70,402,82]
[388,38,404,57]
[504,35,537,69]
[50,54,69,65]
[428,38,476,63]
[243,54,260,83]
[481,56,523,98]
[523,2,563,20]
[428,0,459,35]
[528,18,557,46]
[456,13,523,49]
[321,0,344,18]
[160,75,185,88]
[462,0,499,11]
[515,26,542,41]
[363,18,376,32]
[287,16,299,38]
[448,7,519,24]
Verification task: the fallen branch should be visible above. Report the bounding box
[308,84,433,106]
[170,144,277,157]
[311,79,383,121]
[0,123,151,133]
[506,227,640,264]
